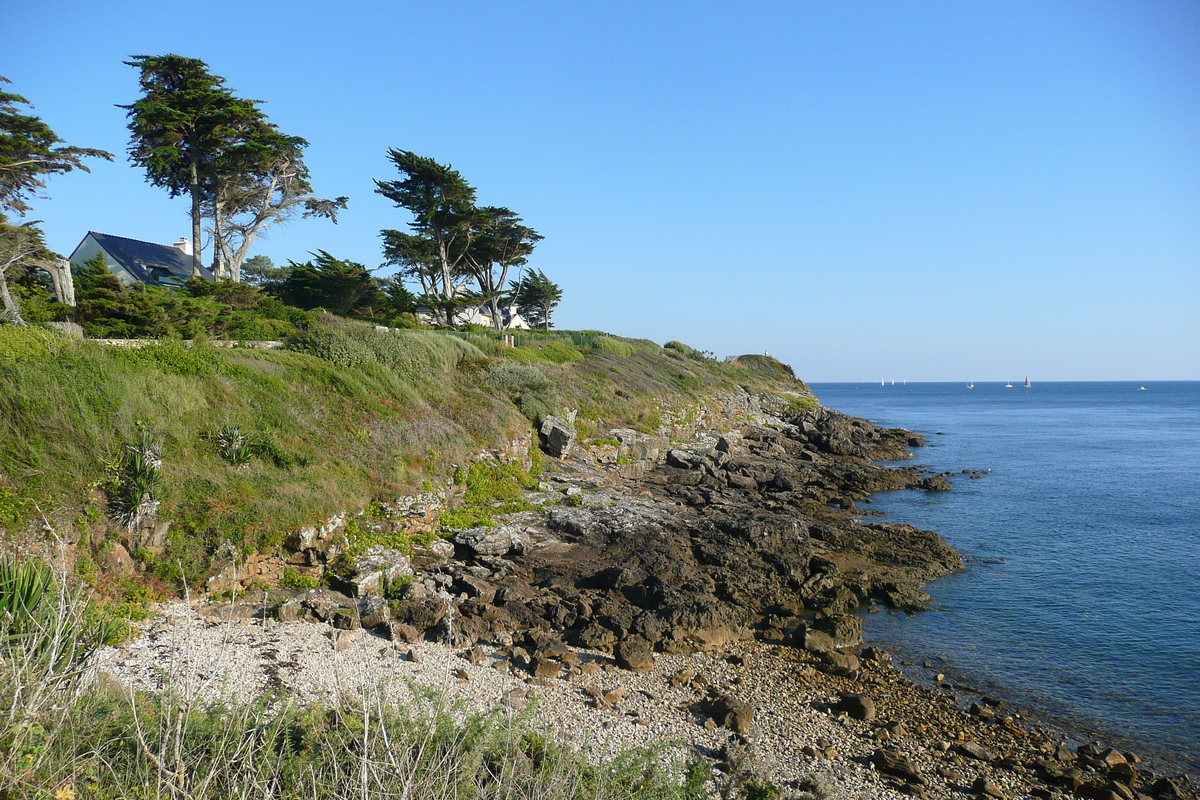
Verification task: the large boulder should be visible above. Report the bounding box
[539,413,577,458]
[349,545,413,596]
[453,525,529,558]
[615,638,655,672]
[611,428,665,462]
[706,693,755,733]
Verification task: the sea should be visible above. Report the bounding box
[808,381,1200,773]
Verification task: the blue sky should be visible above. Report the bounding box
[6,0,1198,380]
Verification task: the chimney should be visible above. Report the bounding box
[173,238,193,256]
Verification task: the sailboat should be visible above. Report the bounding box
[967,381,975,389]
[1023,376,1032,388]
[1005,382,1013,388]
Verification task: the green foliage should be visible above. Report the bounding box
[281,567,321,590]
[275,251,387,318]
[503,345,551,363]
[439,460,537,531]
[108,340,223,376]
[734,353,798,380]
[0,76,112,217]
[510,268,562,330]
[0,556,123,682]
[285,320,485,379]
[0,324,66,363]
[591,336,635,357]
[663,340,709,361]
[481,361,558,423]
[106,428,162,526]
[528,434,544,476]
[0,671,711,800]
[783,394,820,413]
[538,341,584,363]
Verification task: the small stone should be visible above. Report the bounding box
[406,647,422,663]
[580,661,603,675]
[454,668,470,682]
[957,740,998,762]
[972,777,1007,799]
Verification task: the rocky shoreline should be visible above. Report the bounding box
[97,392,1197,800]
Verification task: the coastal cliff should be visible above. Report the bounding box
[2,324,1194,799]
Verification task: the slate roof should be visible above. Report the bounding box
[85,232,211,284]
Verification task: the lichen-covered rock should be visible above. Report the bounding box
[539,414,577,458]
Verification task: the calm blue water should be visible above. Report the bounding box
[810,382,1200,771]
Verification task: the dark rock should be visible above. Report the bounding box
[812,614,863,649]
[614,639,655,672]
[918,475,952,492]
[819,650,861,674]
[706,694,755,733]
[388,621,421,643]
[957,741,998,762]
[357,595,391,629]
[835,693,876,721]
[972,777,1007,799]
[333,611,361,630]
[872,749,924,784]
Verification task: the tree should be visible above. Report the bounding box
[204,121,347,281]
[240,254,279,285]
[466,207,541,329]
[376,150,479,326]
[122,55,344,281]
[275,251,385,318]
[0,76,111,324]
[122,55,257,276]
[510,269,562,330]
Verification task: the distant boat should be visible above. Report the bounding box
[880,379,885,386]
[1139,386,1147,391]
[1024,376,1032,388]
[967,382,975,389]
[891,379,895,386]
[1005,382,1013,388]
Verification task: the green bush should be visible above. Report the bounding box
[482,361,558,423]
[591,337,635,358]
[0,325,67,363]
[281,567,321,589]
[108,341,224,376]
[663,340,709,361]
[503,345,550,364]
[285,323,484,378]
[538,341,584,363]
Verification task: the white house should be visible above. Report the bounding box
[414,303,531,330]
[68,232,212,288]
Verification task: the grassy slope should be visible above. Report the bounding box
[0,323,813,586]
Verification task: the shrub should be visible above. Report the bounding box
[285,323,484,378]
[481,361,558,423]
[109,341,224,376]
[591,337,635,358]
[281,567,321,589]
[663,340,708,361]
[538,341,584,363]
[503,345,550,363]
[0,325,67,363]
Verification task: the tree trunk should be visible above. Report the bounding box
[189,156,204,278]
[39,259,76,306]
[0,269,28,326]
